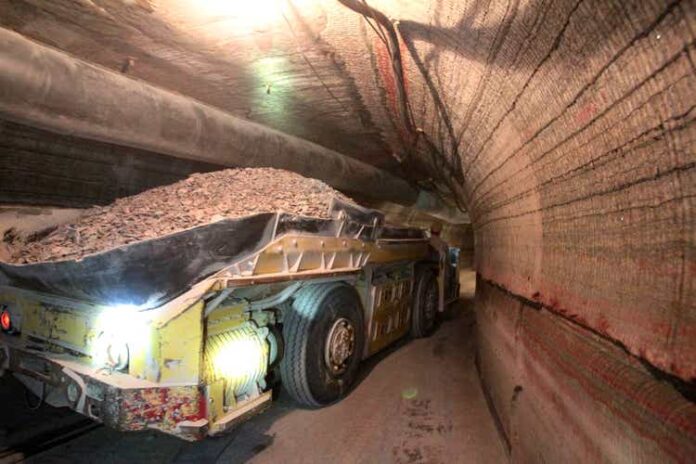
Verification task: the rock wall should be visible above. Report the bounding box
[0,120,218,207]
[476,279,696,462]
[327,0,696,460]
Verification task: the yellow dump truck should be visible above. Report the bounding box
[0,199,458,440]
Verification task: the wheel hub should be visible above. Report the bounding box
[324,318,355,374]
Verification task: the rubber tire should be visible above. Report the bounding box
[280,283,365,408]
[411,267,438,338]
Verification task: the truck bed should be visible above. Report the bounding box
[0,199,425,308]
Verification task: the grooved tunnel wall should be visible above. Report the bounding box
[0,0,694,461]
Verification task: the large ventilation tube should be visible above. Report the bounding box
[0,28,416,206]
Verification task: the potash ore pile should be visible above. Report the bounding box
[3,168,354,264]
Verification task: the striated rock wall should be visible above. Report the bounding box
[375,1,695,460]
[0,120,218,207]
[324,0,696,460]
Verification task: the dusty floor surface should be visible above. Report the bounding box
[1,272,506,463]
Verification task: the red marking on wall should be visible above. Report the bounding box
[519,316,696,462]
[595,314,610,333]
[478,264,696,381]
[516,100,596,145]
[575,101,597,125]
[517,332,605,462]
[374,36,413,143]
[375,38,398,121]
[519,126,537,144]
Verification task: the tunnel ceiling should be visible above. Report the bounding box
[0,0,407,172]
[1,0,695,460]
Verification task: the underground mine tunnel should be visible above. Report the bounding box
[0,0,695,462]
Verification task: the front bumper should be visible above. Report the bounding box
[0,341,271,440]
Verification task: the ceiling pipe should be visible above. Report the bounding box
[0,28,418,206]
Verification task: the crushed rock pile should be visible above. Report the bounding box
[3,168,353,264]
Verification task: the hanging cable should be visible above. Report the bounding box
[336,0,468,213]
[336,0,417,139]
[360,1,390,48]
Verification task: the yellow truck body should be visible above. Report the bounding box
[0,200,454,440]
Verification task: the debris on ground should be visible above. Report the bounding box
[3,168,353,264]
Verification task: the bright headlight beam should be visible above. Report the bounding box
[211,337,263,380]
[92,332,129,370]
[92,304,150,371]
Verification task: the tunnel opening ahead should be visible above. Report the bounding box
[0,0,695,461]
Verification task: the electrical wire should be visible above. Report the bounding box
[337,0,467,213]
[336,0,416,136]
[360,0,390,48]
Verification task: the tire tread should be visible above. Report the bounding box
[281,283,349,407]
[411,267,437,338]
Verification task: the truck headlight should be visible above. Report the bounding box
[92,304,148,372]
[205,326,269,397]
[211,337,262,380]
[92,331,129,371]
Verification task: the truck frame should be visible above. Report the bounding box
[0,199,458,440]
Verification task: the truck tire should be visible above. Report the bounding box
[280,283,365,407]
[411,267,438,338]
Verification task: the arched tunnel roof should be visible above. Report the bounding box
[0,0,694,460]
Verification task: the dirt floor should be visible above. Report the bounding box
[0,272,506,463]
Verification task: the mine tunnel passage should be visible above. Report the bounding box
[0,0,695,462]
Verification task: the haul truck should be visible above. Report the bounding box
[0,199,458,440]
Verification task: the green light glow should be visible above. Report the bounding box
[252,56,290,124]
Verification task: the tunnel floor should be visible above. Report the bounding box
[1,272,506,463]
